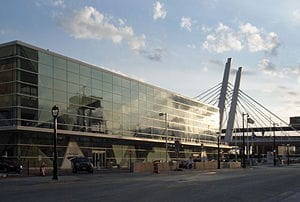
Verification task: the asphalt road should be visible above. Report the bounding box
[0,165,299,202]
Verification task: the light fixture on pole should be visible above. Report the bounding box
[247,116,254,165]
[242,113,246,168]
[273,123,278,167]
[287,144,290,166]
[217,132,220,169]
[52,105,59,180]
[159,112,168,163]
[129,150,132,172]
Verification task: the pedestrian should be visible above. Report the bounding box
[40,161,46,176]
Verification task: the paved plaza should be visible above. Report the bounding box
[1,164,299,202]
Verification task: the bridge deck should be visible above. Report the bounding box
[221,126,300,133]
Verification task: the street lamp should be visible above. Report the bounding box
[273,123,278,167]
[159,112,168,162]
[247,116,254,166]
[217,133,220,169]
[287,144,290,166]
[52,105,59,180]
[129,150,132,172]
[241,113,254,168]
[242,113,247,168]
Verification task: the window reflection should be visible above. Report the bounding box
[39,52,53,66]
[54,67,66,80]
[0,95,13,107]
[0,83,13,94]
[0,44,219,145]
[0,107,14,126]
[20,70,38,84]
[18,58,38,73]
[0,58,15,71]
[54,56,66,69]
[17,45,38,61]
[0,45,15,58]
[0,70,13,82]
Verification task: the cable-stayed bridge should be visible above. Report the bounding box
[195,58,300,160]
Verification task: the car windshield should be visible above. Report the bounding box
[75,158,89,162]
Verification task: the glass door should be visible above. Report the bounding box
[92,151,106,170]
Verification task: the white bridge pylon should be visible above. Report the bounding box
[217,58,242,142]
[195,58,299,143]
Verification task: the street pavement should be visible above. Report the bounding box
[0,164,299,202]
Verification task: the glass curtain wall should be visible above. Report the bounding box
[0,45,17,127]
[0,43,219,145]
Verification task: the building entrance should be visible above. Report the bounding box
[92,150,106,170]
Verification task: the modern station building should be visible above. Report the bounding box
[0,40,223,169]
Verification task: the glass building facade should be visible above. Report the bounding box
[0,41,220,169]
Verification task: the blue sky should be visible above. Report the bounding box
[1,0,300,122]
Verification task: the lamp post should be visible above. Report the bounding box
[246,115,249,163]
[242,113,246,168]
[159,112,168,162]
[273,123,277,167]
[287,144,290,166]
[129,150,132,172]
[217,133,220,169]
[247,116,254,166]
[52,105,59,180]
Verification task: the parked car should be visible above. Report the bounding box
[70,157,93,173]
[0,158,23,174]
[179,160,193,169]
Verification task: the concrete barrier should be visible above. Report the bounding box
[133,162,178,173]
[220,162,241,169]
[133,162,153,173]
[133,161,241,173]
[194,161,218,170]
[228,162,241,169]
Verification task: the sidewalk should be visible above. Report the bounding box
[1,163,299,185]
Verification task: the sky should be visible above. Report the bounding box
[0,0,300,123]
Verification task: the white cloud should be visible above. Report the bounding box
[61,6,146,51]
[52,0,65,8]
[240,23,279,54]
[284,66,300,82]
[118,19,125,26]
[35,0,65,8]
[201,25,212,33]
[0,29,6,35]
[180,17,192,32]
[258,58,300,81]
[258,58,282,77]
[203,22,280,54]
[0,28,13,35]
[35,0,65,18]
[140,47,166,61]
[292,10,300,25]
[187,44,196,49]
[203,23,242,53]
[276,86,300,120]
[153,1,167,20]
